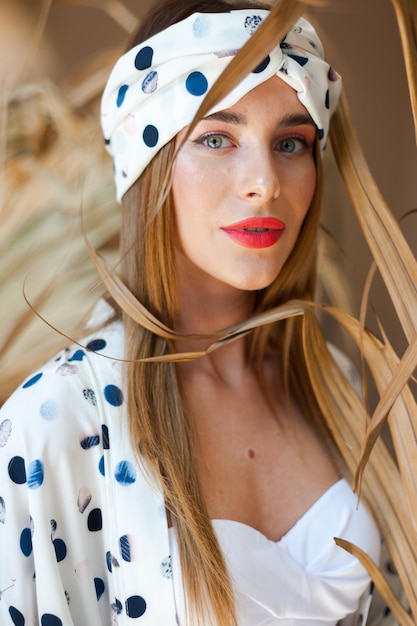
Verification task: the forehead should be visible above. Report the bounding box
[205,76,314,126]
[226,76,307,111]
[174,75,315,146]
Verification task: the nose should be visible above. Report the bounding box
[237,145,280,202]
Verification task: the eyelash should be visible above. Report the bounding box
[193,133,233,149]
[278,135,312,154]
[193,132,313,154]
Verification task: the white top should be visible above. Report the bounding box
[0,313,380,625]
[170,480,380,625]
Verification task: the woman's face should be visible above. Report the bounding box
[172,76,317,294]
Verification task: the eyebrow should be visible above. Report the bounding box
[204,111,246,125]
[204,110,316,129]
[279,113,316,128]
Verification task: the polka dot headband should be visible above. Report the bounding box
[101,10,342,201]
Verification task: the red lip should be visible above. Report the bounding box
[221,217,286,249]
[223,217,286,231]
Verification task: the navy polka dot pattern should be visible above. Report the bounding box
[80,434,100,449]
[116,85,129,108]
[94,577,105,601]
[41,615,62,626]
[101,10,342,201]
[9,606,25,626]
[19,527,33,557]
[53,537,67,562]
[114,460,136,486]
[126,595,147,618]
[8,456,26,484]
[27,459,44,489]
[135,46,153,71]
[87,338,107,352]
[68,349,86,362]
[22,373,43,388]
[119,534,133,562]
[104,384,124,407]
[142,124,159,148]
[185,71,209,96]
[0,315,176,625]
[252,55,271,74]
[87,508,103,532]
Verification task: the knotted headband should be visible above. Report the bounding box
[101,10,342,201]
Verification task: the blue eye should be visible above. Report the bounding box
[279,138,297,153]
[206,135,224,149]
[277,136,311,155]
[194,133,232,149]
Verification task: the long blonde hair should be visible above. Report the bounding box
[119,3,327,615]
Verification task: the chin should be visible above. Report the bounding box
[232,265,284,292]
[230,273,281,292]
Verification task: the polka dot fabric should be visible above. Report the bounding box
[0,318,177,625]
[101,11,342,201]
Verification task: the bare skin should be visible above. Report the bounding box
[172,77,339,542]
[178,336,339,543]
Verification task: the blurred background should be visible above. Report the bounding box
[0,0,416,403]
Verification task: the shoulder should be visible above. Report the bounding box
[0,318,125,450]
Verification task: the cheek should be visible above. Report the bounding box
[171,163,206,253]
[172,161,194,233]
[172,155,225,242]
[172,157,208,215]
[295,163,316,222]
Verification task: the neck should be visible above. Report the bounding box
[173,260,257,379]
[174,281,255,336]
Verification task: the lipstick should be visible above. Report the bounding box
[221,217,286,249]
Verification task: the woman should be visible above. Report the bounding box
[0,1,387,624]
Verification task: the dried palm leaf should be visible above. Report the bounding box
[335,538,414,626]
